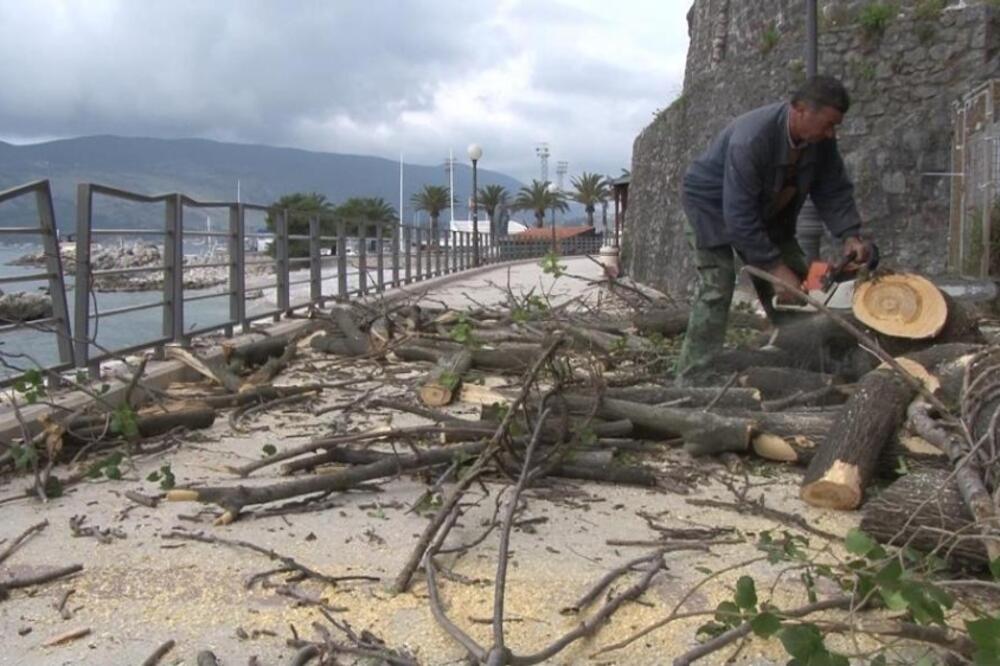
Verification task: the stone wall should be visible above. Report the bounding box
[625,0,1000,295]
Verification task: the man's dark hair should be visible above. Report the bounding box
[791,76,850,114]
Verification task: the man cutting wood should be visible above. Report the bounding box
[675,75,875,381]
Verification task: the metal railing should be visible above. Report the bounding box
[1,180,605,384]
[0,180,74,377]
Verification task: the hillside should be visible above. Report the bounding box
[0,135,525,233]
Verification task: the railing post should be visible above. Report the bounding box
[35,181,73,366]
[415,228,423,281]
[443,230,450,274]
[275,208,290,318]
[358,222,368,294]
[74,184,94,374]
[451,231,458,272]
[229,204,247,334]
[163,193,185,344]
[461,232,467,270]
[337,218,348,300]
[309,215,322,305]
[392,222,400,288]
[404,225,412,284]
[376,222,385,292]
[426,229,433,278]
[434,228,442,276]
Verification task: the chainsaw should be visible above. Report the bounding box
[772,243,880,313]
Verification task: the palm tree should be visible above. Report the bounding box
[476,184,509,237]
[266,192,335,256]
[513,180,568,228]
[411,185,452,244]
[335,197,397,225]
[570,172,610,228]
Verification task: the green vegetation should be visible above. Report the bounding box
[858,2,897,38]
[265,193,397,257]
[698,528,1000,665]
[569,172,611,227]
[760,24,780,54]
[914,0,946,21]
[264,192,334,257]
[411,185,452,245]
[475,184,510,237]
[512,179,568,228]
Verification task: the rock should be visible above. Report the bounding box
[0,291,53,323]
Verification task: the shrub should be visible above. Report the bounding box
[858,2,896,37]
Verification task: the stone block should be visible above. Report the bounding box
[882,172,907,195]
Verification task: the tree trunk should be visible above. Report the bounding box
[605,385,762,410]
[799,345,974,511]
[394,341,540,372]
[66,407,216,444]
[800,366,916,510]
[633,307,768,337]
[860,468,988,568]
[739,367,838,400]
[419,350,473,407]
[558,394,753,453]
[222,336,286,370]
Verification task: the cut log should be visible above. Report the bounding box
[171,437,496,521]
[605,385,761,410]
[800,366,917,510]
[852,273,948,340]
[166,347,242,393]
[860,468,988,568]
[800,345,973,511]
[65,407,216,444]
[419,350,473,407]
[558,394,753,454]
[634,307,768,336]
[222,336,286,369]
[394,341,541,372]
[738,367,837,400]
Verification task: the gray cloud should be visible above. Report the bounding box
[0,0,690,181]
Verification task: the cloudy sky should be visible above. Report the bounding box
[0,0,691,182]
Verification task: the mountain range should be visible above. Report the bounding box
[0,135,528,235]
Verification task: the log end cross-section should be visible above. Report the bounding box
[852,273,947,340]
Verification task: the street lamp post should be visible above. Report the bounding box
[468,143,482,266]
[547,181,558,255]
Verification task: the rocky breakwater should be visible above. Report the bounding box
[0,288,52,324]
[11,242,242,292]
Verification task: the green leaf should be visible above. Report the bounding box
[146,471,162,482]
[750,612,782,638]
[779,624,824,660]
[735,576,758,610]
[901,583,945,625]
[694,566,713,575]
[966,617,1000,651]
[24,368,42,387]
[695,621,728,640]
[875,558,903,586]
[845,528,877,556]
[44,475,63,498]
[990,557,1000,581]
[714,601,741,627]
[879,588,908,611]
[870,656,888,666]
[262,444,277,457]
[973,649,1000,666]
[104,465,122,481]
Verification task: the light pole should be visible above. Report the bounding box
[468,143,482,266]
[547,181,558,255]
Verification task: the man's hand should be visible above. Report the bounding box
[768,262,804,303]
[842,236,872,271]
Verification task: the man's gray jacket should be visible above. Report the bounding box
[681,102,862,267]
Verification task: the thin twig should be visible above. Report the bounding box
[162,531,379,588]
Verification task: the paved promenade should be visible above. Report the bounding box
[0,258,856,666]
